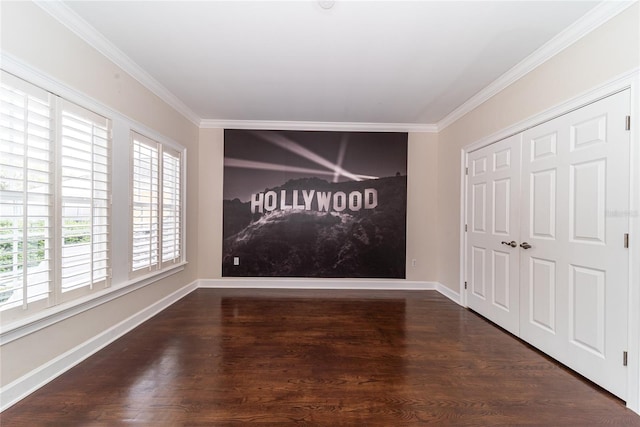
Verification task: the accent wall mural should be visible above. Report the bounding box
[222,129,408,278]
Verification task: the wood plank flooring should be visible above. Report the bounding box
[2,288,639,426]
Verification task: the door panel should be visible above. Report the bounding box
[471,247,486,298]
[571,160,605,242]
[519,90,630,399]
[569,265,605,355]
[492,250,510,309]
[472,183,487,232]
[466,134,521,336]
[529,256,556,333]
[493,178,511,235]
[531,169,556,239]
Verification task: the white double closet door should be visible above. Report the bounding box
[466,89,631,400]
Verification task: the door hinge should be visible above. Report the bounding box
[464,281,468,290]
[465,224,468,232]
[465,167,469,175]
[624,233,629,248]
[623,351,628,366]
[625,115,631,131]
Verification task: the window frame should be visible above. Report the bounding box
[160,146,182,268]
[0,71,54,318]
[0,64,187,335]
[1,71,113,321]
[57,97,112,304]
[129,131,184,278]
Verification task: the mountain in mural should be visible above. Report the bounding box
[222,175,406,278]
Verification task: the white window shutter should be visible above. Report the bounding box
[0,71,53,311]
[1,72,112,317]
[59,99,111,294]
[131,134,159,272]
[162,149,181,265]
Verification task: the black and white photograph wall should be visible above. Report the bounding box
[222,129,408,278]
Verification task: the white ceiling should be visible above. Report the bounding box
[47,1,620,129]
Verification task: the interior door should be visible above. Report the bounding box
[466,134,521,336]
[519,90,630,399]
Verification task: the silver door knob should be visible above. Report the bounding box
[501,241,517,247]
[520,242,532,249]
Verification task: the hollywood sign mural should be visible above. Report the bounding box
[222,129,408,279]
[250,188,378,214]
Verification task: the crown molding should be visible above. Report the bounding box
[465,67,638,154]
[34,0,201,127]
[200,119,438,133]
[437,0,637,131]
[1,52,187,155]
[34,0,633,134]
[34,0,436,134]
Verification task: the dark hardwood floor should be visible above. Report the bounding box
[2,288,639,426]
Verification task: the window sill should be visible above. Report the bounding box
[0,261,187,345]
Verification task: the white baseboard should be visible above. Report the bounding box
[199,278,462,305]
[198,278,438,291]
[0,280,198,412]
[435,282,462,305]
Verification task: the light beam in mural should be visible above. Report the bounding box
[251,131,376,181]
[333,134,349,183]
[224,157,374,180]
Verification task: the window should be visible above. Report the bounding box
[162,150,181,263]
[59,100,111,298]
[0,68,186,330]
[131,132,182,276]
[0,71,111,320]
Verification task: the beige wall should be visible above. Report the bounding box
[198,128,224,279]
[0,2,199,386]
[437,4,640,292]
[406,132,439,281]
